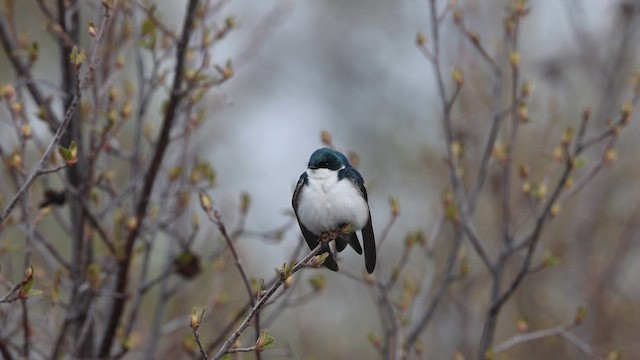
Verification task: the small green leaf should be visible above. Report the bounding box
[312,252,329,267]
[240,192,251,213]
[543,252,561,267]
[389,196,400,216]
[70,46,78,64]
[69,46,86,67]
[198,192,213,213]
[256,329,275,350]
[141,18,156,36]
[58,140,78,164]
[308,274,326,292]
[198,307,207,323]
[26,289,43,297]
[29,42,39,61]
[575,305,587,324]
[572,156,587,169]
[23,276,34,294]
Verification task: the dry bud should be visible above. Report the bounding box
[517,102,529,123]
[504,17,515,36]
[241,192,251,213]
[389,196,400,217]
[451,141,462,158]
[116,54,125,69]
[607,351,622,360]
[414,339,425,356]
[88,22,98,37]
[21,123,32,139]
[367,332,381,349]
[348,151,360,168]
[284,275,293,288]
[127,217,138,230]
[534,182,548,199]
[9,151,23,169]
[514,0,528,16]
[120,102,132,119]
[199,192,213,213]
[518,163,529,179]
[509,51,521,68]
[2,84,15,99]
[416,32,427,46]
[550,203,561,217]
[564,176,574,190]
[491,142,508,164]
[561,127,574,148]
[621,102,632,125]
[468,31,480,45]
[308,274,326,292]
[405,232,416,248]
[451,68,464,87]
[575,305,587,324]
[521,80,532,97]
[453,9,463,23]
[553,146,564,162]
[190,312,199,330]
[25,265,34,278]
[604,148,617,164]
[516,316,529,333]
[321,130,332,146]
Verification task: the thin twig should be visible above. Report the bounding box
[205,207,256,308]
[211,243,326,360]
[193,326,208,359]
[493,319,601,359]
[97,0,200,355]
[0,1,112,226]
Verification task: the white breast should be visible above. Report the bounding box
[297,168,369,235]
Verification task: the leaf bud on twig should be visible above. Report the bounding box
[416,31,427,46]
[451,67,464,87]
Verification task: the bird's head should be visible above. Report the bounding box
[308,148,345,171]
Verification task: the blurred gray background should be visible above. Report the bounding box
[2,0,639,358]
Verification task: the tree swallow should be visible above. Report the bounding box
[292,148,376,273]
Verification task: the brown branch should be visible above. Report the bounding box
[0,1,112,227]
[192,326,208,359]
[211,242,326,360]
[20,299,29,358]
[97,0,200,356]
[454,17,500,75]
[404,231,463,352]
[203,205,256,308]
[493,320,579,354]
[426,0,493,273]
[492,315,603,359]
[0,10,59,130]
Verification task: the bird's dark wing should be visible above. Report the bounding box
[335,237,348,252]
[362,215,376,273]
[339,166,376,273]
[335,232,363,254]
[292,172,339,271]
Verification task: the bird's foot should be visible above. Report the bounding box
[319,230,339,244]
[319,224,353,244]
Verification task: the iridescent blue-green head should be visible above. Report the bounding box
[307,148,345,171]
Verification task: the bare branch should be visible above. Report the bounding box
[211,242,326,360]
[0,1,112,226]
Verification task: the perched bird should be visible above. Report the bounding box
[292,148,376,273]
